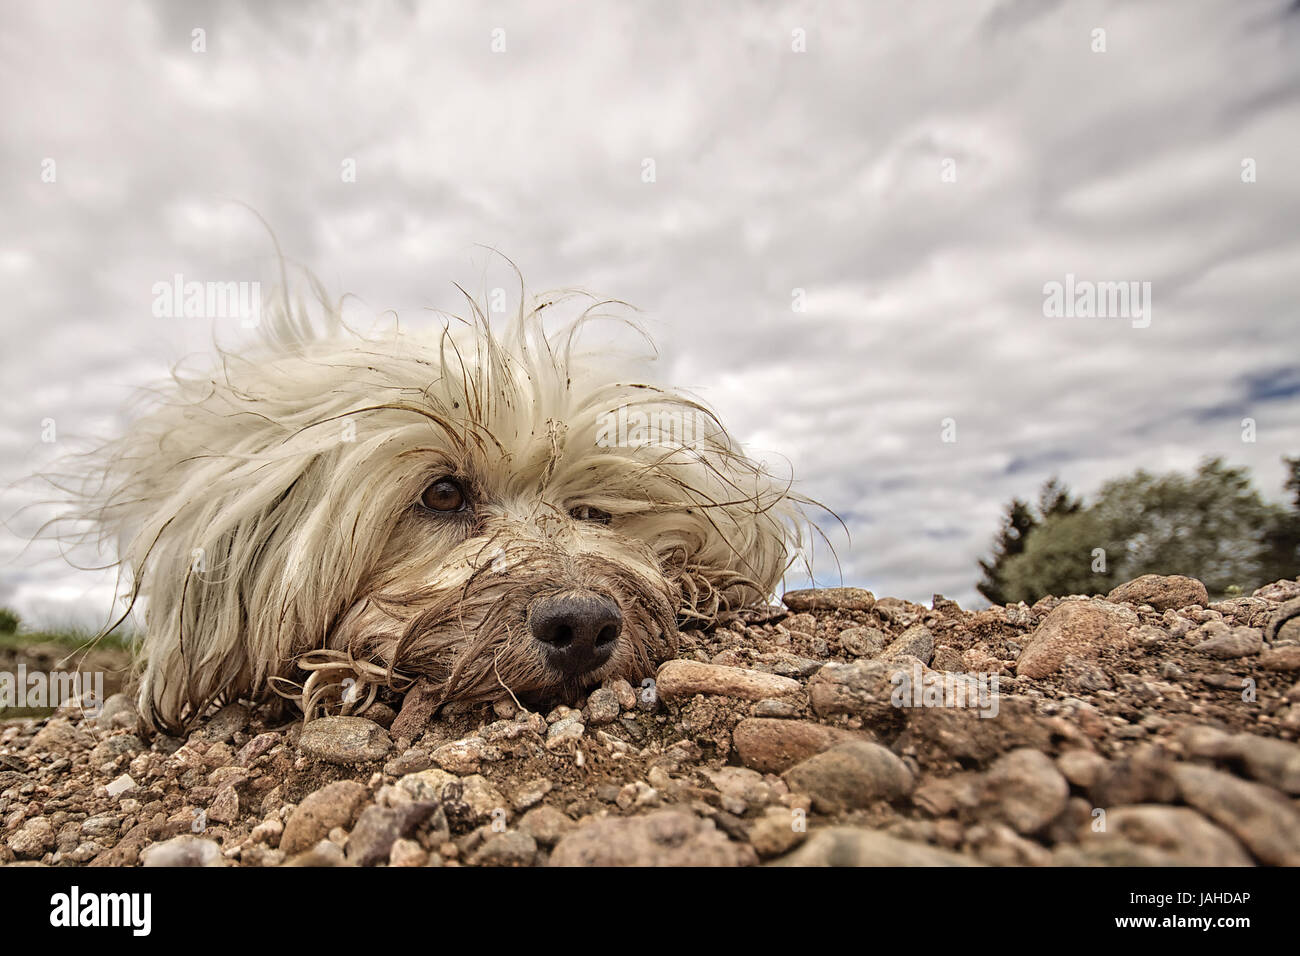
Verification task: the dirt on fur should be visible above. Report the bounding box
[3,574,1300,867]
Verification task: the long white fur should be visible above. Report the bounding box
[67,272,809,733]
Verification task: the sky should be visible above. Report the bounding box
[1,0,1299,630]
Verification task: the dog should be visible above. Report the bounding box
[65,269,809,735]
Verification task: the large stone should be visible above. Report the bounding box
[769,827,978,866]
[782,588,875,612]
[549,810,756,866]
[345,802,438,866]
[1016,599,1137,678]
[1180,726,1300,794]
[298,716,392,764]
[1079,806,1251,866]
[1106,574,1208,611]
[280,780,371,855]
[781,741,914,813]
[1174,763,1300,865]
[732,718,869,774]
[140,835,226,867]
[656,660,803,703]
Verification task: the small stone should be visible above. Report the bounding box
[705,767,772,814]
[838,626,888,657]
[388,837,427,867]
[432,737,485,773]
[299,716,392,764]
[384,748,431,776]
[1106,574,1208,611]
[782,741,914,813]
[748,807,807,858]
[1193,626,1262,658]
[657,660,804,703]
[518,805,574,846]
[456,775,510,824]
[140,835,225,867]
[1056,750,1108,789]
[583,688,621,726]
[105,774,137,797]
[192,703,250,744]
[881,625,935,665]
[511,778,553,811]
[395,768,459,804]
[605,678,637,711]
[751,698,799,718]
[783,587,875,612]
[281,838,348,867]
[981,748,1069,835]
[545,716,585,750]
[345,802,438,866]
[7,818,55,859]
[1259,646,1300,671]
[280,780,370,855]
[470,830,537,867]
[208,786,239,825]
[236,732,280,767]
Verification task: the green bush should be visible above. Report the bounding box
[0,608,20,634]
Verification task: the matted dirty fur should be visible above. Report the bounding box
[55,267,813,734]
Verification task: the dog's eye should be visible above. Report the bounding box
[421,478,467,513]
[570,505,611,524]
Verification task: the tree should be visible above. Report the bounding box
[994,457,1293,604]
[976,476,1077,605]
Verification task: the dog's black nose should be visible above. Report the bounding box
[529,591,622,676]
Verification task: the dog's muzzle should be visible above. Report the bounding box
[529,590,622,678]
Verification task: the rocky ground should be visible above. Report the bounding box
[3,573,1300,867]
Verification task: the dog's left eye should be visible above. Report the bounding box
[570,505,612,524]
[421,478,468,513]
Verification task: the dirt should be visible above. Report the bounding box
[2,575,1299,866]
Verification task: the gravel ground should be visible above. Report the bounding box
[3,573,1299,867]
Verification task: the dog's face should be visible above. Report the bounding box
[72,287,804,733]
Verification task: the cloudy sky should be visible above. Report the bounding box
[2,0,1298,629]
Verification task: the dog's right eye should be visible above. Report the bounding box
[420,478,467,513]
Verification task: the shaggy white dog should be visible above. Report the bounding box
[65,270,810,735]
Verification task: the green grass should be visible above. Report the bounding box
[0,627,136,653]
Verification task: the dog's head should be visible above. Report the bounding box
[73,279,808,733]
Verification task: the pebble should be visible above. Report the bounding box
[192,703,250,744]
[388,837,427,867]
[384,748,432,776]
[705,767,772,815]
[1180,726,1300,794]
[511,777,553,811]
[299,717,392,764]
[105,773,137,797]
[782,741,914,812]
[545,716,585,750]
